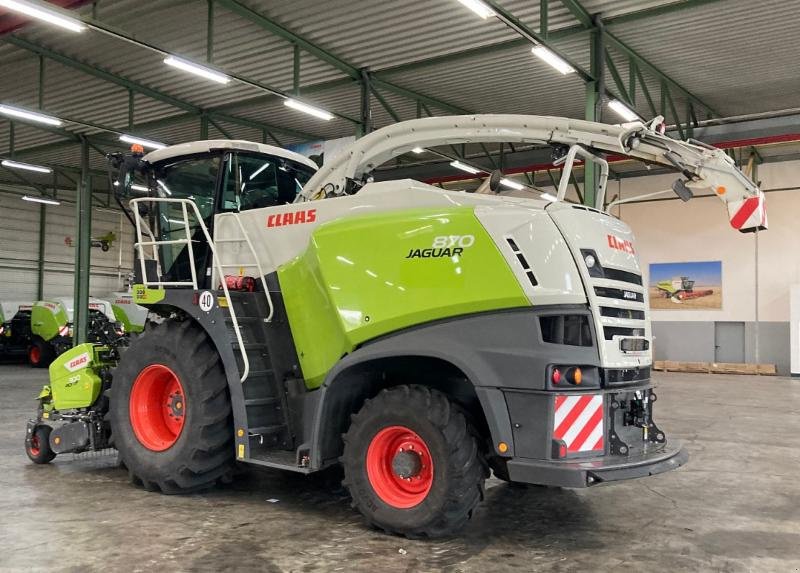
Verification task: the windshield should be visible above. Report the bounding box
[221,153,316,211]
[151,155,221,283]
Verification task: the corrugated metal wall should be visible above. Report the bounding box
[0,191,135,303]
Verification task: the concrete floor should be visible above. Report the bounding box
[0,364,798,572]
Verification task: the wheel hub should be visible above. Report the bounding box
[366,426,434,508]
[167,392,185,419]
[391,447,423,479]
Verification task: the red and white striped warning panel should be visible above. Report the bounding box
[728,194,767,232]
[553,394,605,454]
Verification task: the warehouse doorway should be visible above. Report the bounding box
[714,322,746,363]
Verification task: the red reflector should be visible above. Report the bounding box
[552,368,561,384]
[559,443,567,458]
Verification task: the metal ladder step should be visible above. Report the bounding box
[248,425,284,436]
[232,341,268,351]
[245,397,280,407]
[225,316,263,324]
[245,368,274,378]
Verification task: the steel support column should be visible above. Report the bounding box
[73,138,92,346]
[583,16,604,207]
[359,69,372,136]
[36,201,46,300]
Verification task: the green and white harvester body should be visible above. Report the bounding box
[28,297,124,367]
[26,116,765,536]
[0,301,33,359]
[108,292,148,334]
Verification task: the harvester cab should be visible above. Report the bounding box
[27,117,764,538]
[107,140,318,288]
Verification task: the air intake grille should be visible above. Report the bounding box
[506,238,537,286]
[602,267,643,286]
[603,326,646,340]
[600,307,645,320]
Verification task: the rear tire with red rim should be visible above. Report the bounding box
[28,338,55,369]
[26,425,56,464]
[110,319,234,494]
[342,385,488,538]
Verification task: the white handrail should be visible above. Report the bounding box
[231,213,275,322]
[129,197,251,383]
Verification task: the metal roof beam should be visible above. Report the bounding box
[217,0,472,115]
[2,36,324,141]
[215,0,360,80]
[556,0,719,116]
[484,0,593,82]
[375,0,723,85]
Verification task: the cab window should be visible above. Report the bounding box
[222,153,315,211]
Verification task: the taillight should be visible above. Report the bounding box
[567,367,582,385]
[552,366,582,386]
[551,439,568,459]
[549,365,598,389]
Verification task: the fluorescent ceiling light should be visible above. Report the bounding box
[449,160,482,175]
[283,98,334,121]
[164,56,230,84]
[411,147,425,154]
[540,193,558,202]
[119,134,166,150]
[2,159,52,173]
[500,178,524,190]
[22,195,60,205]
[608,99,639,122]
[531,45,575,75]
[456,0,495,19]
[0,104,62,126]
[0,0,85,32]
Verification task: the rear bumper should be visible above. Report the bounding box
[506,443,688,488]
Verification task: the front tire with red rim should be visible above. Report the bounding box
[26,425,56,464]
[342,385,488,538]
[110,320,234,494]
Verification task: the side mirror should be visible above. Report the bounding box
[488,169,503,193]
[672,178,694,202]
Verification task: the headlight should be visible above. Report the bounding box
[584,254,596,268]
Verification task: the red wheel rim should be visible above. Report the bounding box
[366,425,434,509]
[29,346,40,365]
[129,364,186,451]
[29,435,41,456]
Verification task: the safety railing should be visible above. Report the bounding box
[213,213,275,322]
[129,197,252,383]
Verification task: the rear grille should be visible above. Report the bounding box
[600,307,645,320]
[603,326,645,340]
[594,287,644,303]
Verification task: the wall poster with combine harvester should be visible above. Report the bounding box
[648,261,722,310]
